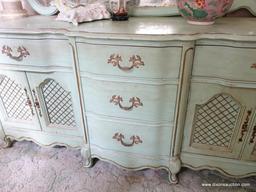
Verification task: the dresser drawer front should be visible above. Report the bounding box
[82,78,177,123]
[88,116,172,157]
[77,43,182,79]
[193,45,256,82]
[0,38,72,67]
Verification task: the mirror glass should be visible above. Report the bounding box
[137,0,176,7]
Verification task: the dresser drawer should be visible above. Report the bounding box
[88,115,172,157]
[77,43,182,79]
[0,38,72,67]
[82,78,177,123]
[193,45,256,82]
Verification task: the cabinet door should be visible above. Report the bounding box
[241,109,256,161]
[0,69,41,130]
[182,83,256,159]
[26,72,83,136]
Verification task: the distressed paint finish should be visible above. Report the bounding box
[181,38,256,177]
[0,16,255,183]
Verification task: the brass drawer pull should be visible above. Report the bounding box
[108,54,144,71]
[113,132,142,147]
[110,95,143,111]
[2,45,30,61]
[251,63,256,69]
[239,110,252,142]
[32,89,42,117]
[24,88,34,116]
[249,125,256,144]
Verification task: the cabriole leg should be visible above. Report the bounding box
[168,156,181,184]
[3,137,13,148]
[0,122,13,148]
[81,144,93,167]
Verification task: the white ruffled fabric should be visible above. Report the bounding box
[53,0,111,25]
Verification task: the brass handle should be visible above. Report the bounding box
[251,63,256,69]
[2,45,30,61]
[108,54,144,71]
[239,110,252,142]
[110,95,143,111]
[32,89,42,117]
[249,125,256,144]
[24,88,34,116]
[113,132,142,147]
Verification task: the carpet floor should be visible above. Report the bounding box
[0,140,255,192]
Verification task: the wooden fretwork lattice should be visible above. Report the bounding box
[41,79,76,127]
[191,93,241,148]
[0,75,32,121]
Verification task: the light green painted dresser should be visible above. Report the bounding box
[0,16,255,183]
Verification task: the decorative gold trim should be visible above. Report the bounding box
[250,125,256,144]
[182,163,256,178]
[171,46,194,156]
[107,54,144,71]
[112,132,143,147]
[24,88,34,116]
[1,45,30,61]
[69,41,89,143]
[5,135,82,148]
[32,89,42,117]
[91,154,171,174]
[110,95,143,111]
[239,110,252,142]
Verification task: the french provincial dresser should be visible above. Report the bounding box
[0,16,255,183]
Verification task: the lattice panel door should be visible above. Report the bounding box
[253,144,256,156]
[40,79,76,127]
[0,74,32,121]
[191,93,241,149]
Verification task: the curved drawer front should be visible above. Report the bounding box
[88,115,172,157]
[193,45,256,82]
[0,38,72,67]
[77,43,182,79]
[82,78,177,123]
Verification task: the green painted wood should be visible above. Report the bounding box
[4,128,84,147]
[0,38,73,68]
[0,69,41,131]
[181,152,256,178]
[87,114,172,157]
[0,17,256,42]
[26,71,84,137]
[193,45,256,82]
[90,144,170,168]
[0,17,255,180]
[77,42,182,80]
[182,82,256,159]
[242,109,256,161]
[82,78,177,123]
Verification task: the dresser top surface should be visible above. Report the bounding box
[0,16,255,41]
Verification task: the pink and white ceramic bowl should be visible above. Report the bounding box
[177,0,234,25]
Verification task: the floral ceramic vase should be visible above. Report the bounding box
[177,0,234,25]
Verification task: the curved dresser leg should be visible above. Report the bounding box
[3,137,13,148]
[168,156,181,184]
[169,173,178,184]
[81,144,93,168]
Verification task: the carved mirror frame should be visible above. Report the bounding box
[26,0,256,16]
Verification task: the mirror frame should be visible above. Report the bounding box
[230,0,256,15]
[26,0,256,16]
[26,0,58,15]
